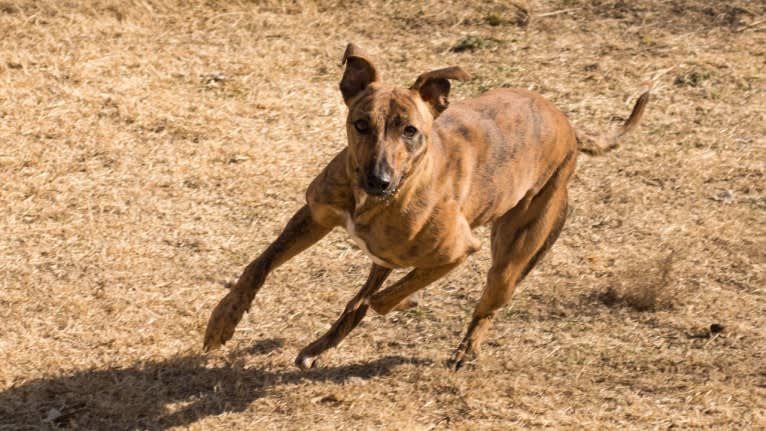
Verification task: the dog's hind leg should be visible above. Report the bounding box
[204,206,333,351]
[448,160,573,370]
[295,264,392,369]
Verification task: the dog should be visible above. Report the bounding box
[203,43,650,370]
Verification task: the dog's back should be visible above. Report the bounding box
[433,88,578,227]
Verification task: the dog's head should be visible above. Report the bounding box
[339,43,470,197]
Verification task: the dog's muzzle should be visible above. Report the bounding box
[362,170,393,196]
[361,159,399,197]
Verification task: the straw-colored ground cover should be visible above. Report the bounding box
[1,1,764,429]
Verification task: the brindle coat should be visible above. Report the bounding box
[203,44,650,370]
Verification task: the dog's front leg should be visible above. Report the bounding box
[295,264,392,369]
[203,205,333,351]
[369,260,465,315]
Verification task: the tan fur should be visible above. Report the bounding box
[203,44,650,370]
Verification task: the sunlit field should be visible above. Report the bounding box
[1,1,764,429]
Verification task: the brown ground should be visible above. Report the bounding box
[1,0,765,429]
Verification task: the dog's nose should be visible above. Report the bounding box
[365,171,392,194]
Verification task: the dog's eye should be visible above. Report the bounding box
[402,125,418,138]
[354,119,371,134]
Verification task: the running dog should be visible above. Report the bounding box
[203,44,650,370]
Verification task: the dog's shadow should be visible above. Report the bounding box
[0,339,426,430]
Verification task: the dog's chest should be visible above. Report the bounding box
[340,204,479,269]
[344,214,397,268]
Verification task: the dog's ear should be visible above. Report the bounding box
[339,43,379,105]
[411,67,471,117]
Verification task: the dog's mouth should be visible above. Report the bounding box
[361,180,399,198]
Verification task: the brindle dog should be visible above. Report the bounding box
[203,44,650,370]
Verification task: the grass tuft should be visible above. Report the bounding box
[596,253,676,312]
[674,70,712,87]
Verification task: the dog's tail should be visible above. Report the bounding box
[577,83,652,155]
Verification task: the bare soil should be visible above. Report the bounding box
[1,1,764,429]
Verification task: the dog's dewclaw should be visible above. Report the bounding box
[203,289,250,351]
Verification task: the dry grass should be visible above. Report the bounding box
[1,0,764,429]
[594,252,676,312]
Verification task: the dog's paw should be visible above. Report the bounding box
[203,289,250,351]
[295,352,321,370]
[370,293,418,315]
[391,293,419,312]
[447,343,478,371]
